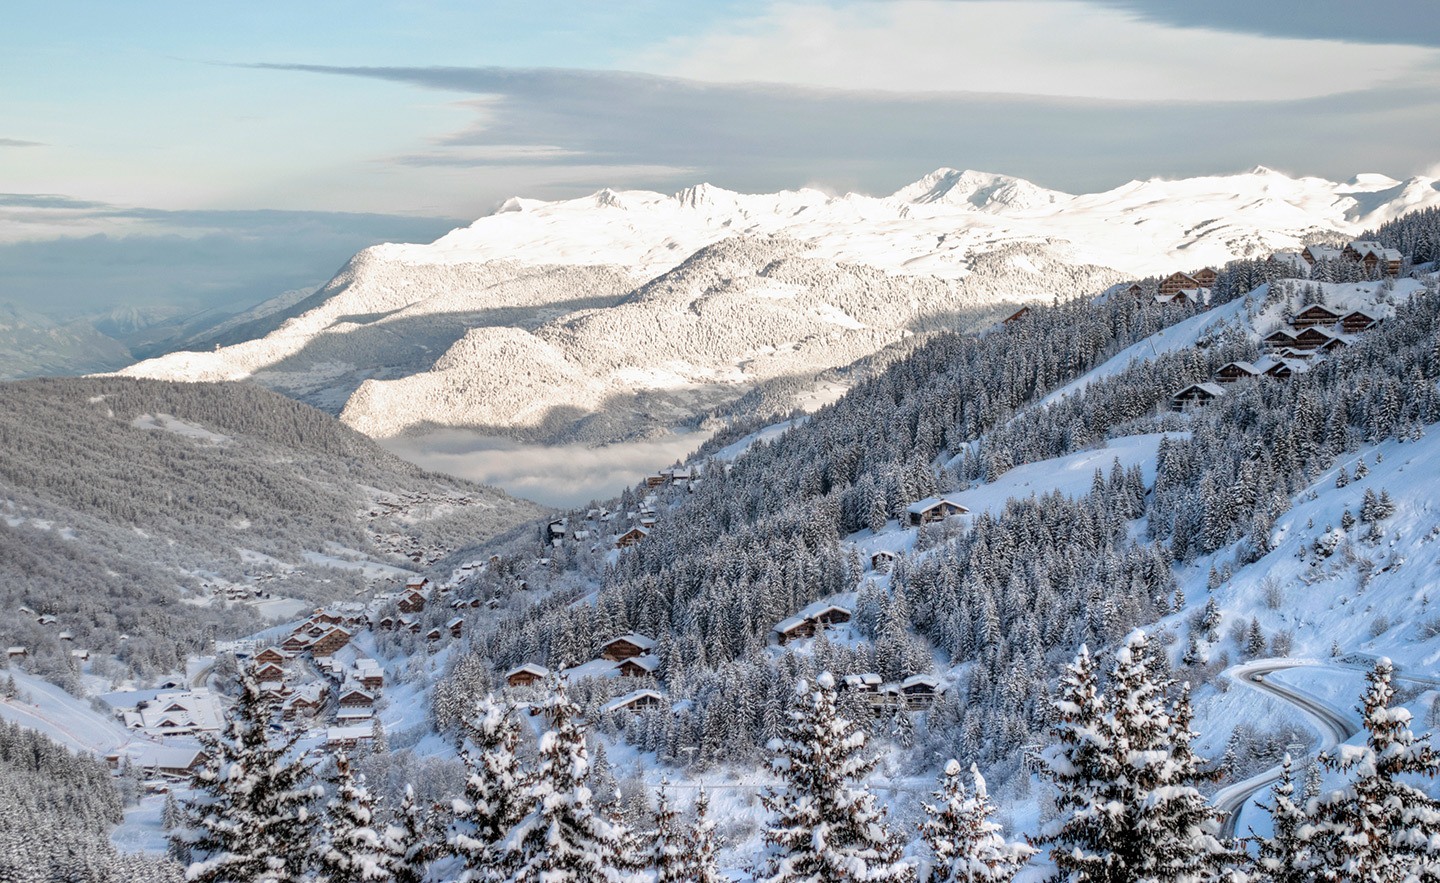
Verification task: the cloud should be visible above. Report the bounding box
[379,429,709,508]
[0,138,44,148]
[632,1,1440,102]
[253,63,1440,197]
[1089,0,1440,47]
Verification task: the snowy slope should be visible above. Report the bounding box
[117,167,1440,445]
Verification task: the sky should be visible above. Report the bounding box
[4,0,1440,322]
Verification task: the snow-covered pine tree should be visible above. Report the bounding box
[175,676,319,883]
[314,754,397,883]
[921,759,1033,883]
[651,781,687,883]
[1252,754,1314,883]
[495,680,639,882]
[759,672,912,883]
[450,694,526,881]
[1037,644,1119,883]
[684,785,725,883]
[1310,658,1440,882]
[387,786,432,883]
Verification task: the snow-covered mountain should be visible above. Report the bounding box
[117,167,1440,443]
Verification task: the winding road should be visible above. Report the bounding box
[1212,659,1361,838]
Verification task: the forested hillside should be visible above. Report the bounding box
[0,377,541,685]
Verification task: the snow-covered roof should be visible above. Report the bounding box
[1176,382,1226,398]
[603,633,657,652]
[562,658,621,682]
[901,673,942,691]
[1218,361,1261,375]
[128,745,203,772]
[619,655,659,673]
[905,496,969,515]
[506,663,550,679]
[843,673,883,688]
[326,725,374,744]
[601,689,665,714]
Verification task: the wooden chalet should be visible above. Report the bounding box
[600,633,657,662]
[255,647,289,666]
[643,474,667,488]
[614,526,649,549]
[354,659,384,691]
[505,663,550,689]
[1002,306,1030,325]
[377,616,395,631]
[396,590,426,614]
[1301,244,1343,266]
[71,649,90,663]
[1289,326,1341,351]
[337,687,374,710]
[133,746,205,780]
[1343,241,1403,276]
[773,604,853,645]
[1340,310,1379,333]
[425,627,442,642]
[898,673,943,710]
[1262,329,1299,351]
[870,550,899,571]
[1125,283,1144,297]
[254,662,286,682]
[1214,361,1263,384]
[405,576,431,592]
[601,689,664,715]
[282,687,323,721]
[1192,268,1218,287]
[325,726,374,750]
[310,627,352,658]
[6,646,26,661]
[1170,382,1226,412]
[1266,359,1310,380]
[1289,304,1341,330]
[906,497,969,527]
[280,634,312,654]
[1155,288,1209,307]
[447,617,464,638]
[617,655,660,678]
[398,616,421,634]
[1158,272,1201,296]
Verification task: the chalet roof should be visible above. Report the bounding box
[1341,309,1378,322]
[1268,358,1311,375]
[562,658,621,682]
[775,599,855,635]
[1292,304,1341,320]
[5,646,25,655]
[326,725,374,744]
[1162,271,1199,285]
[601,689,665,714]
[619,655,660,673]
[905,496,969,516]
[843,673,883,688]
[603,633,657,652]
[405,576,429,588]
[1175,382,1226,398]
[129,745,203,772]
[506,663,550,680]
[1347,240,1403,261]
[1303,244,1344,261]
[1218,361,1261,375]
[338,687,374,701]
[871,549,899,560]
[1263,328,1297,341]
[446,616,464,628]
[901,673,943,691]
[1294,326,1341,341]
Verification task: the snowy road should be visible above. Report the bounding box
[1213,659,1359,838]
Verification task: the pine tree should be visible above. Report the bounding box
[1310,658,1440,882]
[450,695,526,881]
[760,672,912,883]
[651,781,687,883]
[921,760,1033,883]
[495,680,639,882]
[175,676,318,883]
[387,786,432,883]
[1252,754,1313,883]
[314,754,397,883]
[685,785,725,883]
[1040,635,1229,883]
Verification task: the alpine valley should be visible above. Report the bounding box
[5,166,1440,883]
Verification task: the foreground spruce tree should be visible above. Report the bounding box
[450,694,526,881]
[1310,658,1440,883]
[920,760,1033,883]
[1040,632,1230,883]
[1252,755,1314,883]
[685,785,726,883]
[387,786,433,883]
[652,781,688,883]
[760,671,913,883]
[495,679,639,882]
[176,676,319,883]
[313,754,399,883]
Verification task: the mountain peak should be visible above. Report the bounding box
[891,167,1067,212]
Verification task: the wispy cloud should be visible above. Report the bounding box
[250,63,1440,196]
[0,138,44,148]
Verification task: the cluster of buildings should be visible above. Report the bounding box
[548,498,663,552]
[1125,267,1219,308]
[1300,241,1404,277]
[1171,304,1383,411]
[100,687,224,739]
[505,633,666,715]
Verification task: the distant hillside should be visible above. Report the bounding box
[0,377,542,686]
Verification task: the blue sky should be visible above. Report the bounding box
[3,0,1439,321]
